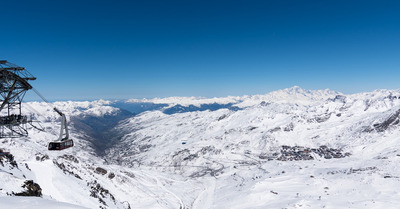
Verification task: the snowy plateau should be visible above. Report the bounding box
[1,86,400,209]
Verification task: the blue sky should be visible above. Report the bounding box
[1,0,400,101]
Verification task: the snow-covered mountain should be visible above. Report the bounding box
[2,86,400,208]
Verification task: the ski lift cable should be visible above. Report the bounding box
[29,87,59,134]
[21,67,51,107]
[32,87,66,119]
[23,103,42,118]
[31,87,72,150]
[23,103,47,131]
[31,87,53,108]
[23,103,51,124]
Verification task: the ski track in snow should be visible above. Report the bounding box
[132,170,184,209]
[192,177,216,209]
[147,171,185,209]
[28,161,65,201]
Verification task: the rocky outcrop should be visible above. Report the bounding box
[95,167,108,175]
[59,154,80,163]
[35,153,49,161]
[0,150,18,168]
[88,180,116,208]
[14,180,42,197]
[265,145,351,161]
[53,159,82,180]
[373,109,400,132]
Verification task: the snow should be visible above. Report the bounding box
[1,86,400,208]
[0,196,90,209]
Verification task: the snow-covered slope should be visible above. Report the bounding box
[1,86,400,208]
[107,87,400,208]
[107,87,400,169]
[0,196,90,209]
[1,101,194,209]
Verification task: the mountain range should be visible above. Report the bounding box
[1,86,400,208]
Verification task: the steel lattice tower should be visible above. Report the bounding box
[0,60,36,137]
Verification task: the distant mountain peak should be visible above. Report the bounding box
[236,86,342,107]
[278,86,339,96]
[285,85,305,92]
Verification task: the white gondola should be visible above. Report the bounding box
[48,108,74,151]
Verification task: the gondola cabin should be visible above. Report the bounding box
[48,139,74,151]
